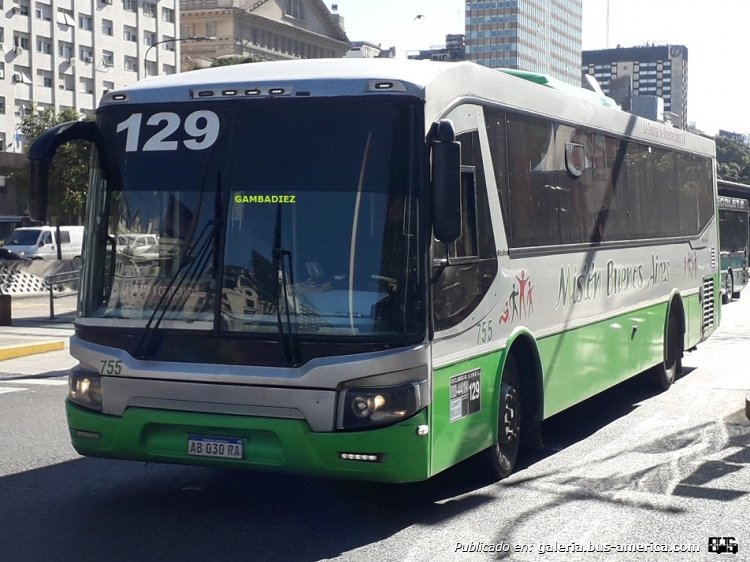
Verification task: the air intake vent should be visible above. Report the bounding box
[710,247,717,270]
[701,275,715,333]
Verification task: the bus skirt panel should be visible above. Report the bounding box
[66,400,431,483]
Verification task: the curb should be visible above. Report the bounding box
[0,340,66,361]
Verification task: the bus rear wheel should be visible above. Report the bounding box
[648,310,682,392]
[486,354,522,480]
[732,273,741,300]
[723,273,733,305]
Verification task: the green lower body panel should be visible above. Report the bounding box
[66,401,430,483]
[539,300,669,418]
[427,291,714,475]
[430,351,505,476]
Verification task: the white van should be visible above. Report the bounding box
[3,226,84,265]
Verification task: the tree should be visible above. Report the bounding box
[9,106,91,224]
[210,55,262,67]
[715,136,750,184]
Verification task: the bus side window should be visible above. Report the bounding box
[449,169,478,260]
[506,113,558,247]
[557,126,594,244]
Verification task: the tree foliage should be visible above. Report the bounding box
[715,136,750,184]
[210,55,261,67]
[10,106,91,223]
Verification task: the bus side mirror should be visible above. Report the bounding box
[28,120,98,223]
[431,120,461,244]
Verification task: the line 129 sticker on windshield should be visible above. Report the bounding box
[449,368,481,422]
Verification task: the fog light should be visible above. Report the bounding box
[339,452,382,463]
[73,430,101,440]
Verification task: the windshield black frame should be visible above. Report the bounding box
[78,96,428,364]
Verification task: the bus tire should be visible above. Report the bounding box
[486,354,522,480]
[723,272,733,305]
[649,310,682,392]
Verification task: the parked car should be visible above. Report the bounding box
[3,226,84,266]
[0,246,30,261]
[116,233,160,261]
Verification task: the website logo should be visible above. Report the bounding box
[708,537,738,555]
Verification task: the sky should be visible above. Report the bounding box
[331,0,750,135]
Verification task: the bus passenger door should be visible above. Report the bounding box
[429,105,501,476]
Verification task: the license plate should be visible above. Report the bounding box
[187,435,244,459]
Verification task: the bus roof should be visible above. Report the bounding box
[100,58,715,157]
[499,68,618,108]
[101,58,455,103]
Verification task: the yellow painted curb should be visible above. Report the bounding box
[0,340,66,361]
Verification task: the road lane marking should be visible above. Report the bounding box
[1,378,68,386]
[0,387,25,395]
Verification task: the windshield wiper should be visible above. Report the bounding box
[273,203,299,367]
[135,176,224,359]
[134,221,215,358]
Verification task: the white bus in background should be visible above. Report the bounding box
[718,195,749,303]
[29,59,720,483]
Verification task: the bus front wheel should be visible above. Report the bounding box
[486,354,522,480]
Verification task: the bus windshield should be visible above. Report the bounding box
[82,98,425,341]
[719,208,749,254]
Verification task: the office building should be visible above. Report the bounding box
[0,0,180,155]
[407,34,465,62]
[719,130,747,145]
[179,0,349,70]
[344,41,395,59]
[582,44,688,130]
[465,0,582,85]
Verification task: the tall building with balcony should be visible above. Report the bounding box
[0,0,180,156]
[465,0,582,85]
[582,44,688,130]
[179,0,349,70]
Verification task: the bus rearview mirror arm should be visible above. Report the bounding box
[430,119,462,244]
[28,120,98,224]
[29,158,51,225]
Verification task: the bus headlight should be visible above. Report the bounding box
[68,369,103,412]
[337,382,424,430]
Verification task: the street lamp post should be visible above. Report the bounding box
[142,36,215,80]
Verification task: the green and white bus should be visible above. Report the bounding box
[718,195,749,304]
[30,60,720,483]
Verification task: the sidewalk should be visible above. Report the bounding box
[0,294,75,361]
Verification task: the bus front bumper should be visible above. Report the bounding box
[66,400,431,483]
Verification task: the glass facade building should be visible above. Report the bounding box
[465,0,583,85]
